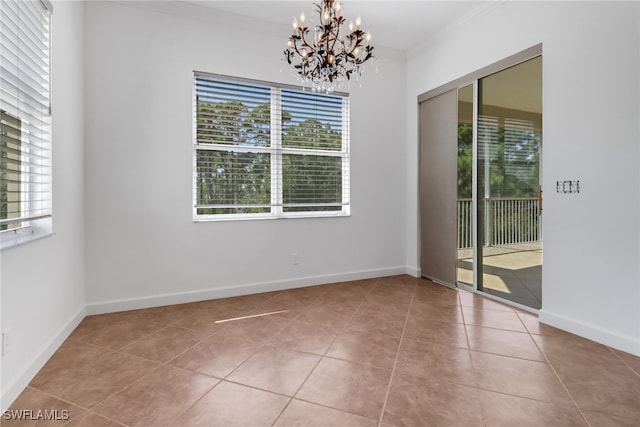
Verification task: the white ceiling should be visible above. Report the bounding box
[182,1,492,51]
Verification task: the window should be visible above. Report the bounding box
[193,72,350,220]
[0,0,53,247]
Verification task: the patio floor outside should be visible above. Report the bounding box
[457,242,542,309]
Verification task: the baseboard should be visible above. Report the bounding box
[539,309,640,356]
[405,266,421,278]
[86,266,407,315]
[1,306,86,412]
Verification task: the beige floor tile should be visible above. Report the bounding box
[28,339,104,380]
[258,288,322,311]
[296,357,391,420]
[322,279,376,293]
[461,306,527,332]
[173,310,226,333]
[346,307,407,338]
[30,341,160,408]
[170,333,260,378]
[93,365,218,427]
[312,292,367,307]
[122,302,201,325]
[69,314,166,350]
[294,303,357,330]
[213,315,289,343]
[404,316,468,348]
[383,373,483,427]
[395,339,475,386]
[172,381,289,427]
[65,412,126,427]
[515,311,567,336]
[466,325,544,361]
[458,291,514,311]
[470,351,573,406]
[367,284,414,303]
[312,282,369,302]
[227,346,320,396]
[4,387,85,426]
[268,320,339,355]
[478,390,587,427]
[376,275,422,286]
[413,286,460,307]
[613,348,640,375]
[409,300,465,323]
[582,411,640,427]
[359,295,411,316]
[198,294,265,313]
[121,326,210,363]
[326,330,400,370]
[274,399,377,427]
[554,362,640,421]
[532,333,627,367]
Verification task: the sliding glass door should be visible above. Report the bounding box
[454,55,543,309]
[419,45,542,309]
[475,56,543,308]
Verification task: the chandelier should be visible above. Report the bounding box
[284,0,375,93]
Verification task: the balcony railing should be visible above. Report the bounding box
[457,198,542,249]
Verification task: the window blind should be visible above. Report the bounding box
[0,0,52,231]
[193,72,350,219]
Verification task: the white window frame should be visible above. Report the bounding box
[0,0,54,250]
[193,72,350,221]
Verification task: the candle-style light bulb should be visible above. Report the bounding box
[293,18,298,29]
[349,21,354,31]
[300,12,305,23]
[355,16,361,26]
[366,32,371,42]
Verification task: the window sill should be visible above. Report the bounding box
[1,220,55,251]
[193,211,351,222]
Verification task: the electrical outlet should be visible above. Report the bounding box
[292,252,299,265]
[556,180,580,194]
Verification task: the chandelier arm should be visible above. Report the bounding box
[289,28,317,68]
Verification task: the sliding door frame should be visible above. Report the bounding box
[418,44,542,297]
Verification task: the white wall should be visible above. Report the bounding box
[406,1,640,355]
[83,1,407,311]
[0,0,86,409]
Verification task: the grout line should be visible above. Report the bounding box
[28,276,635,426]
[165,300,300,366]
[606,346,640,379]
[376,280,418,427]
[527,324,592,427]
[270,277,380,427]
[164,293,319,427]
[17,386,113,421]
[458,289,490,425]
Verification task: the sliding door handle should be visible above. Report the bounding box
[538,185,543,216]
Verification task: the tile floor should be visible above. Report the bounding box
[5,275,640,426]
